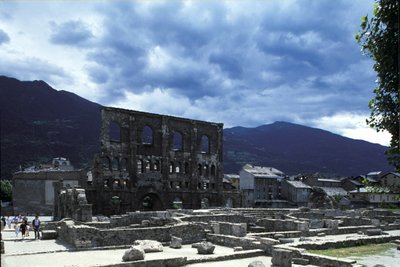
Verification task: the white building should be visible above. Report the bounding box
[240,164,285,207]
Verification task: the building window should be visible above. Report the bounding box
[184,162,189,174]
[153,160,160,171]
[210,165,216,177]
[169,162,174,174]
[120,158,127,171]
[172,131,183,150]
[142,125,153,145]
[109,121,121,142]
[200,135,210,153]
[198,164,202,176]
[103,157,110,170]
[145,160,151,172]
[176,162,182,173]
[112,158,119,171]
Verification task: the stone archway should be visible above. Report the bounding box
[140,193,163,211]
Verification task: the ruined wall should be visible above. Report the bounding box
[87,107,224,215]
[13,170,85,215]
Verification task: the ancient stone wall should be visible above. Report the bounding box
[86,107,224,215]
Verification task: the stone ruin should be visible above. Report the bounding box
[54,186,92,222]
[54,107,240,217]
[40,207,400,266]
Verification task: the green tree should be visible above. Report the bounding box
[0,180,13,202]
[356,0,399,171]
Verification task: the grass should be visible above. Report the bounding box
[308,243,397,259]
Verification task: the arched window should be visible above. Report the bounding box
[145,160,151,172]
[198,164,202,176]
[211,165,216,177]
[203,164,209,177]
[103,157,110,170]
[169,162,174,174]
[142,125,153,145]
[112,158,119,171]
[110,121,121,142]
[200,135,209,153]
[121,158,128,171]
[172,131,183,150]
[184,162,189,174]
[137,159,143,174]
[175,162,181,173]
[153,160,160,171]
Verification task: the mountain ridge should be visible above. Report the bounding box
[0,76,393,178]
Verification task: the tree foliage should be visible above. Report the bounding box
[0,180,12,202]
[356,0,400,171]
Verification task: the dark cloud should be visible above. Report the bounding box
[49,20,93,46]
[0,29,10,45]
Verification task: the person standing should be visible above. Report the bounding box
[20,221,27,239]
[32,215,41,240]
[1,216,5,230]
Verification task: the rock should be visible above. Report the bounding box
[122,246,145,261]
[365,229,383,236]
[233,246,243,252]
[169,236,182,249]
[292,258,309,265]
[41,230,57,240]
[299,237,312,242]
[134,240,163,253]
[317,232,326,237]
[274,233,285,239]
[271,248,292,267]
[141,220,150,227]
[248,260,265,267]
[279,238,295,244]
[197,241,215,254]
[191,242,201,248]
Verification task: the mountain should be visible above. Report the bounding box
[0,76,393,179]
[0,76,101,179]
[223,122,392,176]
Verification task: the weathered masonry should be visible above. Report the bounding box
[86,107,225,215]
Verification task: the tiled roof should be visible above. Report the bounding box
[286,180,312,189]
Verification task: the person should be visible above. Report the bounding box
[32,215,41,240]
[20,221,27,239]
[1,216,5,230]
[15,221,20,237]
[6,216,11,229]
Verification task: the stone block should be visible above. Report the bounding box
[41,230,58,240]
[292,258,309,265]
[191,242,201,248]
[279,238,295,244]
[197,241,215,254]
[169,236,182,249]
[233,246,243,252]
[122,245,145,262]
[232,223,247,237]
[274,233,285,239]
[297,221,309,232]
[141,220,150,227]
[271,248,292,267]
[211,222,220,234]
[248,261,266,267]
[365,229,383,236]
[134,240,163,253]
[317,232,326,237]
[371,219,380,227]
[260,237,280,245]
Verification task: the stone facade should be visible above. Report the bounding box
[83,106,225,215]
[12,169,85,215]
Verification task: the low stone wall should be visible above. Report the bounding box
[181,214,251,224]
[206,233,278,254]
[58,220,206,248]
[211,222,247,237]
[301,253,355,267]
[296,235,400,250]
[100,257,187,267]
[256,218,309,232]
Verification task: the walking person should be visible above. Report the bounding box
[6,216,11,229]
[32,215,41,240]
[20,221,27,239]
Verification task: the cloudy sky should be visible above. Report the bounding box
[0,0,391,145]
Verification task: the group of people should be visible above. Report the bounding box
[1,214,41,240]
